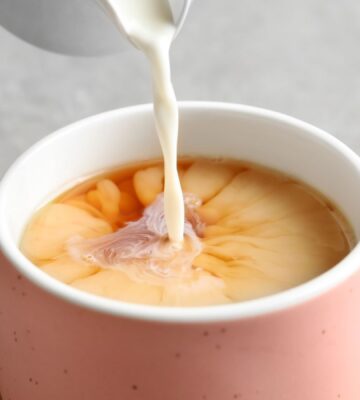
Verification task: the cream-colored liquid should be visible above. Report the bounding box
[21,159,355,307]
[102,0,184,243]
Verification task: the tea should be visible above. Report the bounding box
[20,158,355,306]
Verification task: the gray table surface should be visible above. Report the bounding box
[0,0,359,177]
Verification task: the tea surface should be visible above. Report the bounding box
[21,158,355,306]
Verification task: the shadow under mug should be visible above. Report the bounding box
[0,102,360,400]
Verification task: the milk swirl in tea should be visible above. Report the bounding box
[21,159,354,306]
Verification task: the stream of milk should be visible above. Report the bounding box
[101,0,185,244]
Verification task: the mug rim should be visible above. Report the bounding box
[1,101,360,324]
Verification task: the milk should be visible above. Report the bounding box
[101,0,185,243]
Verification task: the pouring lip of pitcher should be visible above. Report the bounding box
[1,101,360,324]
[95,0,192,44]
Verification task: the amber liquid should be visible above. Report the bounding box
[21,158,355,307]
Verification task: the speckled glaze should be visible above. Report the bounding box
[1,103,360,399]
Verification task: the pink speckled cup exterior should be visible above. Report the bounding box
[0,103,360,400]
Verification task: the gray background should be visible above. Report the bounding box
[0,0,359,177]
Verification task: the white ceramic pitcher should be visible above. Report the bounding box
[0,0,193,56]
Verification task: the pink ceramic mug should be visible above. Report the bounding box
[0,102,360,400]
